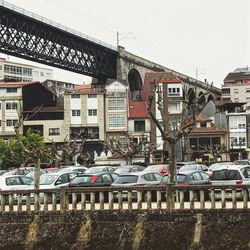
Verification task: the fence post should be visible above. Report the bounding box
[60,188,66,212]
[166,184,174,213]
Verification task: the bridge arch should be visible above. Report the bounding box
[198,91,206,105]
[207,94,214,102]
[188,88,195,105]
[128,68,143,101]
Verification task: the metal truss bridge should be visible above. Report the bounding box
[0,0,118,81]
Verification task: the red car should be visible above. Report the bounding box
[143,164,169,176]
[3,168,30,176]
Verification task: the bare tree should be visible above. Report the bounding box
[104,134,156,165]
[48,137,87,166]
[202,144,228,162]
[147,80,212,185]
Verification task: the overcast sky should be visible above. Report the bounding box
[2,0,250,88]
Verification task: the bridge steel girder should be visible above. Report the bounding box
[0,6,118,81]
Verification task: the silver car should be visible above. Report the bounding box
[112,171,163,201]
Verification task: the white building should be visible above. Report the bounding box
[0,58,53,82]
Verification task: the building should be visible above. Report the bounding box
[0,81,59,141]
[105,79,129,147]
[202,100,248,161]
[0,58,53,82]
[188,114,228,162]
[63,84,105,158]
[221,67,250,110]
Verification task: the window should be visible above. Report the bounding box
[0,120,1,127]
[71,94,80,98]
[49,128,60,136]
[0,103,1,109]
[134,120,145,132]
[246,88,250,93]
[88,94,97,98]
[108,114,125,128]
[4,75,22,81]
[6,120,18,127]
[108,97,125,111]
[40,72,44,77]
[4,65,22,75]
[72,110,81,116]
[7,88,17,93]
[6,102,18,110]
[200,122,207,128]
[119,137,127,149]
[22,68,32,76]
[234,98,239,103]
[234,89,239,93]
[168,87,180,96]
[88,109,97,116]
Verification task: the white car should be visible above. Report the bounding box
[210,165,250,200]
[0,175,33,191]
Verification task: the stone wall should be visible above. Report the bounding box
[0,210,249,249]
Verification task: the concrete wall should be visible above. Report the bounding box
[0,210,249,250]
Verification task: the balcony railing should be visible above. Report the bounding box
[0,185,249,212]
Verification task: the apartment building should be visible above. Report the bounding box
[105,79,129,147]
[0,58,53,82]
[63,84,105,158]
[142,72,183,162]
[128,101,151,142]
[221,67,250,110]
[0,81,60,142]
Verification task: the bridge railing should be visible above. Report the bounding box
[0,185,249,212]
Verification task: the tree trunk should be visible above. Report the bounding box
[168,141,176,184]
[126,156,133,165]
[34,158,41,190]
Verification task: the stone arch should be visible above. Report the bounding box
[198,91,206,105]
[208,94,214,102]
[128,68,143,101]
[188,88,195,105]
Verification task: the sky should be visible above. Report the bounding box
[1,0,250,88]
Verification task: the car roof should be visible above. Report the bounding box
[213,164,248,171]
[118,171,160,176]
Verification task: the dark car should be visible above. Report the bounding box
[160,170,211,200]
[115,165,145,174]
[68,172,119,202]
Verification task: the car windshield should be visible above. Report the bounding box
[38,175,59,185]
[144,166,162,172]
[211,170,242,180]
[115,168,130,174]
[114,175,138,184]
[71,176,94,184]
[235,160,249,165]
[161,175,186,184]
[85,167,103,173]
[180,165,197,171]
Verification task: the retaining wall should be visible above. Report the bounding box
[0,210,249,250]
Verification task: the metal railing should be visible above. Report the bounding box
[0,185,249,212]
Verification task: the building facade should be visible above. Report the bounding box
[221,67,250,110]
[0,58,53,82]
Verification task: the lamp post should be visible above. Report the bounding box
[239,138,242,160]
[231,140,234,162]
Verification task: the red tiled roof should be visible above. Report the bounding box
[0,81,38,86]
[129,102,148,118]
[73,84,103,94]
[146,72,182,83]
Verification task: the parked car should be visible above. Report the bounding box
[0,170,8,176]
[208,162,233,175]
[68,172,119,202]
[115,165,145,174]
[59,166,87,174]
[0,175,33,191]
[25,169,50,179]
[2,168,30,176]
[176,161,196,171]
[143,164,168,176]
[179,164,208,173]
[112,172,163,201]
[84,166,115,174]
[160,170,211,201]
[210,165,250,200]
[234,160,250,165]
[18,172,79,203]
